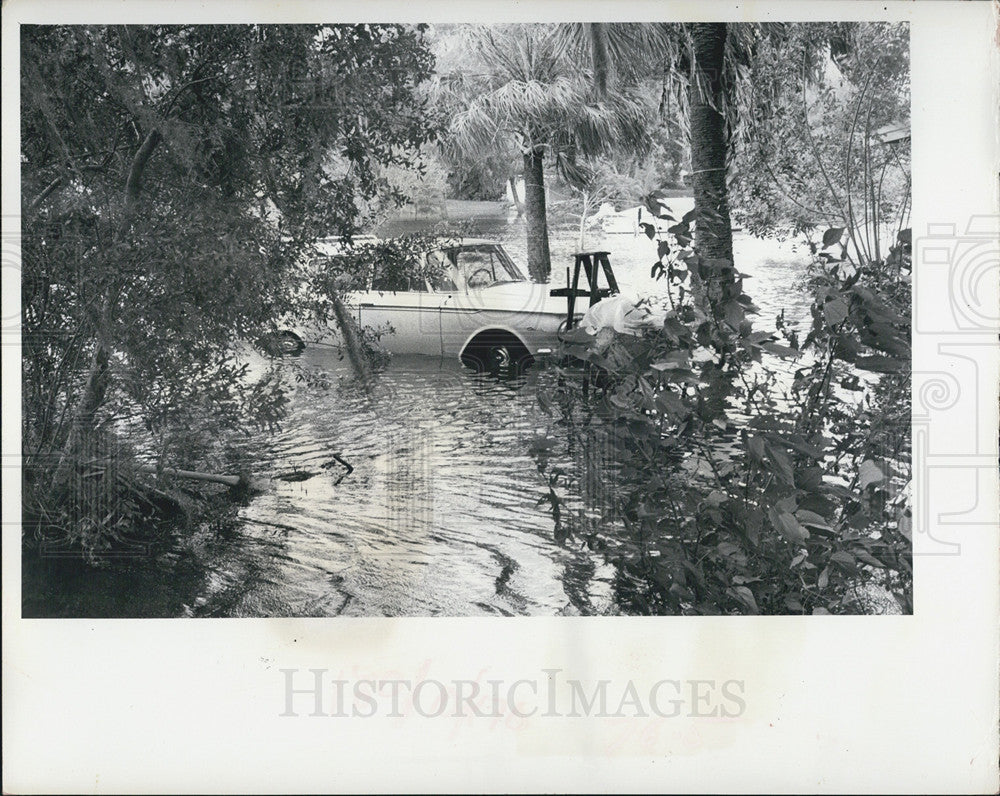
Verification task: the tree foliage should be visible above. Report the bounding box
[538,206,911,614]
[438,24,653,281]
[730,22,910,250]
[21,24,437,553]
[531,21,911,614]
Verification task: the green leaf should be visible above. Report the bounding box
[650,350,690,370]
[759,341,800,358]
[768,506,809,544]
[776,496,798,513]
[655,390,686,417]
[766,444,795,486]
[855,355,904,373]
[795,509,832,530]
[783,595,804,612]
[898,512,912,541]
[727,585,759,614]
[822,227,845,247]
[817,567,830,589]
[858,459,885,490]
[797,467,825,491]
[717,541,740,556]
[723,300,745,328]
[645,192,673,219]
[823,297,849,326]
[705,489,728,507]
[854,549,887,569]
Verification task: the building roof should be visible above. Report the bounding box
[875,121,910,144]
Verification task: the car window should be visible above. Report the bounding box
[459,250,498,288]
[421,244,526,292]
[371,258,426,293]
[319,255,373,291]
[458,246,524,286]
[426,250,458,293]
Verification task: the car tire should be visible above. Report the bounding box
[261,330,305,357]
[462,334,532,378]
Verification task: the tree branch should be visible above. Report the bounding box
[26,176,64,216]
[124,128,162,209]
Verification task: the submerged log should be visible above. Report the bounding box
[137,464,241,486]
[136,464,268,493]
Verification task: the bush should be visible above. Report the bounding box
[532,203,911,614]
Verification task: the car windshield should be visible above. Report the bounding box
[427,244,525,292]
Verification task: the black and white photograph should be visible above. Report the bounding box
[19,19,913,618]
[3,1,997,793]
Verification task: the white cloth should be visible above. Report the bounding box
[580,293,669,336]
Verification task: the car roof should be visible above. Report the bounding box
[440,238,500,247]
[423,239,507,256]
[309,236,507,261]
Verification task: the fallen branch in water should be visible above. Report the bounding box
[137,464,243,487]
[321,453,354,485]
[135,464,273,494]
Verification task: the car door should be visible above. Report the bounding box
[357,254,447,356]
[431,247,486,356]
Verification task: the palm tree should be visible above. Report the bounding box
[563,23,875,272]
[445,24,651,282]
[686,23,735,263]
[556,22,745,265]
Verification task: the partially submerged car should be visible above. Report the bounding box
[287,238,573,374]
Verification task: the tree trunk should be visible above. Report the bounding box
[523,147,552,283]
[508,176,524,218]
[50,129,162,498]
[688,23,734,266]
[331,292,371,382]
[588,23,611,97]
[49,343,110,496]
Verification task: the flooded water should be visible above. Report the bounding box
[23,217,813,618]
[225,353,623,616]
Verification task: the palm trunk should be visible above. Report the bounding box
[508,176,524,218]
[688,23,734,266]
[588,23,611,97]
[523,147,551,283]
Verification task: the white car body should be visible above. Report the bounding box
[297,239,572,370]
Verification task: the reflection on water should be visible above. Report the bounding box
[23,220,812,617]
[244,352,630,615]
[25,354,622,617]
